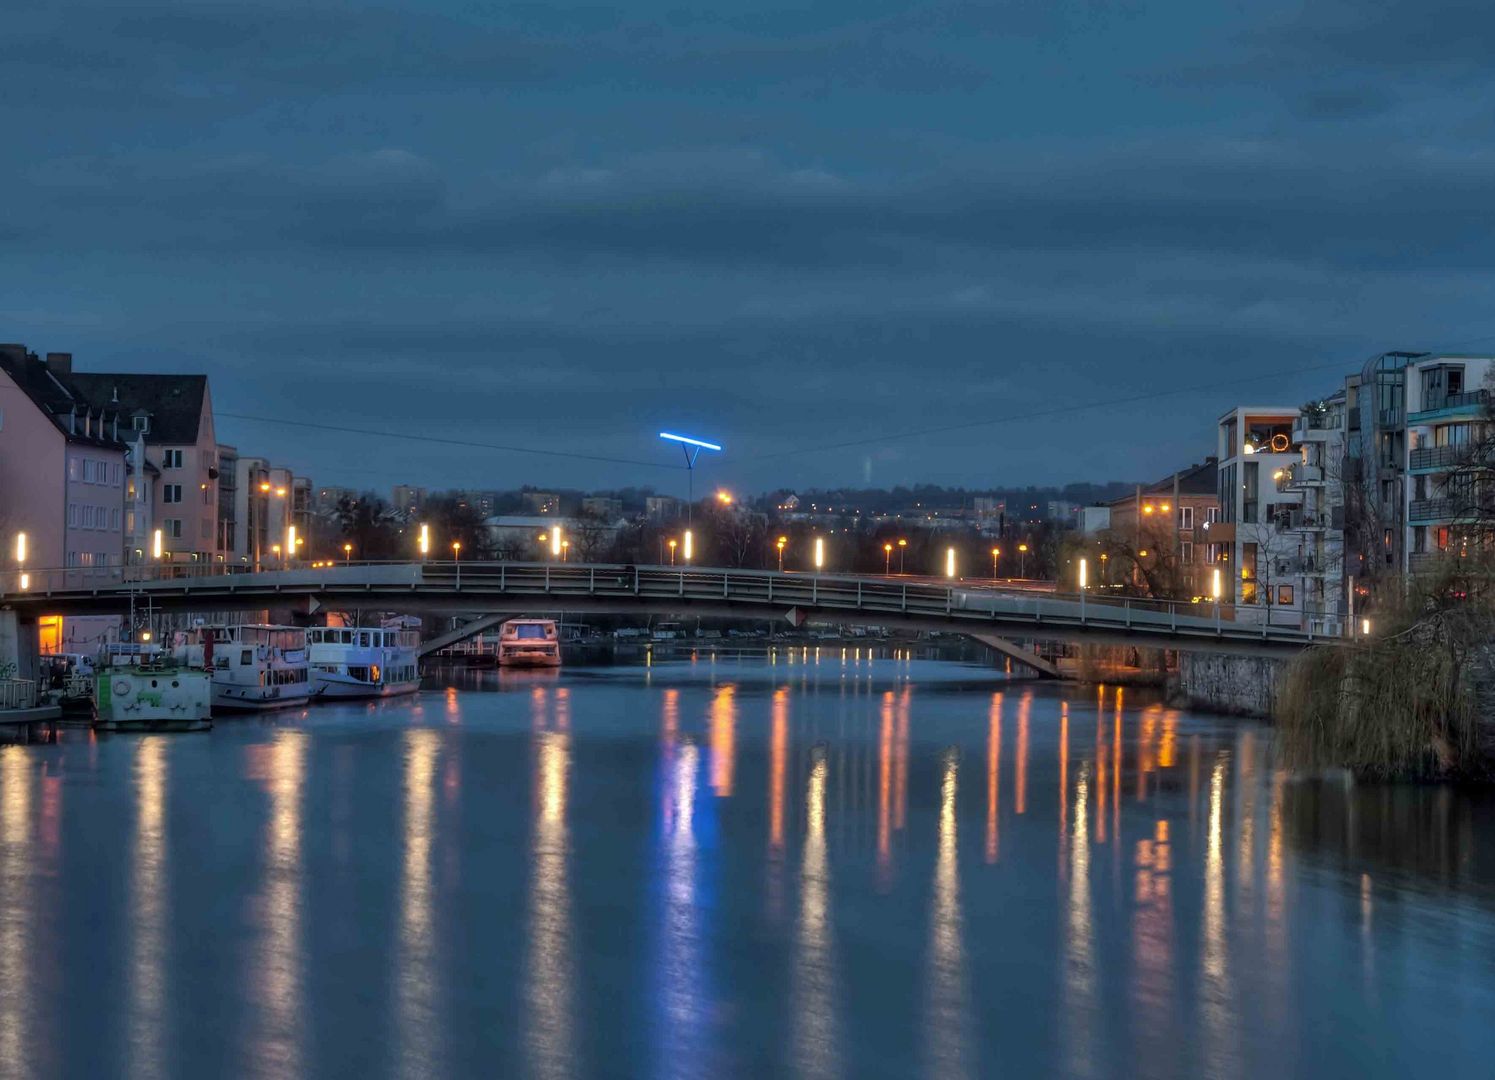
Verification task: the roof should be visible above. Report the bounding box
[69,373,208,445]
[1110,458,1218,506]
[0,345,129,450]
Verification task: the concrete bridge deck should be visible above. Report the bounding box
[0,561,1324,658]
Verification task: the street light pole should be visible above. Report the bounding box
[884,543,892,574]
[897,538,907,574]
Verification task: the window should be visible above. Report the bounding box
[67,504,78,527]
[133,415,149,432]
[1179,506,1194,530]
[111,508,120,531]
[1205,506,1219,525]
[163,449,184,469]
[68,459,79,481]
[165,519,184,539]
[1276,584,1294,606]
[163,484,183,503]
[125,511,136,536]
[1181,542,1194,564]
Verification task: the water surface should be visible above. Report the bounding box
[2,652,1493,1078]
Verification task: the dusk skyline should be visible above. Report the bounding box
[7,0,1495,494]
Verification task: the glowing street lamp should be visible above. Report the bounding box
[945,547,956,579]
[286,525,297,565]
[991,547,1000,578]
[452,541,462,587]
[14,531,28,592]
[418,523,431,560]
[897,537,907,574]
[716,491,733,506]
[152,528,164,561]
[668,538,678,566]
[1017,542,1029,578]
[271,543,282,564]
[814,536,825,571]
[561,540,571,562]
[1079,557,1088,619]
[550,526,563,559]
[343,542,352,564]
[659,431,723,524]
[776,536,787,572]
[683,529,694,564]
[884,542,893,574]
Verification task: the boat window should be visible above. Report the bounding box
[514,624,547,640]
[357,631,369,648]
[241,650,254,666]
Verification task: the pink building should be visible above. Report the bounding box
[0,346,130,651]
[69,373,222,564]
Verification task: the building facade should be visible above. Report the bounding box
[69,372,221,564]
[1215,407,1308,625]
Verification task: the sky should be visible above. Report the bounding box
[6,0,1495,498]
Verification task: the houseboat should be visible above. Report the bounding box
[94,644,212,732]
[307,625,421,699]
[498,618,561,668]
[173,624,312,711]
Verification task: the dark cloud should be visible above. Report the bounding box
[3,0,1493,491]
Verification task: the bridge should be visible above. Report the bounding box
[1,562,1325,676]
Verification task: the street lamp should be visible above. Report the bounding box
[343,542,352,564]
[945,547,956,579]
[271,543,282,565]
[286,525,297,566]
[658,431,722,524]
[814,536,825,571]
[1211,566,1223,631]
[418,523,430,560]
[452,541,462,587]
[1079,557,1088,620]
[884,542,893,574]
[897,537,907,574]
[991,547,1000,578]
[668,538,678,566]
[561,540,570,562]
[15,531,27,592]
[1018,543,1028,578]
[152,528,164,561]
[683,529,694,564]
[550,526,563,560]
[776,536,787,572]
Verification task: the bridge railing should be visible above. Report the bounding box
[0,560,1324,643]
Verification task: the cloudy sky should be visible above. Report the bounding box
[5,0,1495,496]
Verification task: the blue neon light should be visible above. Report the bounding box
[658,432,722,451]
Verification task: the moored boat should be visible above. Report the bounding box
[173,624,312,712]
[498,618,561,668]
[94,644,212,732]
[307,625,421,699]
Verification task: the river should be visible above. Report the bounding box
[0,650,1492,1078]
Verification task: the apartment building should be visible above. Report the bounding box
[1277,394,1349,635]
[0,347,131,650]
[1343,351,1495,590]
[1213,407,1309,626]
[69,372,221,563]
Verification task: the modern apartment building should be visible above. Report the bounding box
[1277,394,1349,635]
[1214,406,1308,625]
[1344,351,1495,590]
[69,372,221,564]
[227,457,303,567]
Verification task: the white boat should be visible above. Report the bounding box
[94,644,212,732]
[173,624,312,712]
[498,618,561,668]
[307,625,421,699]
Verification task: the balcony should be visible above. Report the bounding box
[1273,509,1331,531]
[1292,412,1338,441]
[1409,444,1468,472]
[1408,389,1490,424]
[1270,557,1329,576]
[1276,463,1324,491]
[1379,407,1404,428]
[1408,498,1459,523]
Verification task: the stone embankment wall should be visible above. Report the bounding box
[1167,651,1289,718]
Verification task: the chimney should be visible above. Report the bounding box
[46,352,73,376]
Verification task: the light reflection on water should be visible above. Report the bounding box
[0,656,1493,1078]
